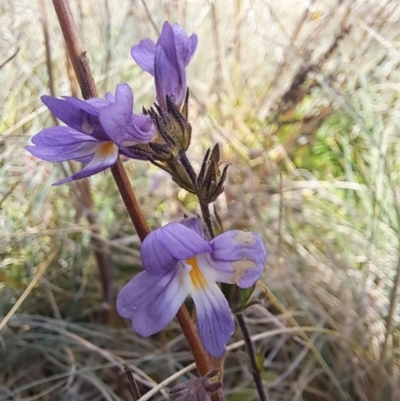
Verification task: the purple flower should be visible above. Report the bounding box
[116,218,267,357]
[26,84,155,185]
[131,21,198,110]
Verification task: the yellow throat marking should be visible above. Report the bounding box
[187,256,207,290]
[98,141,116,157]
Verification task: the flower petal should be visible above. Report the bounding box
[26,127,98,162]
[52,141,118,185]
[157,22,176,55]
[141,222,212,276]
[178,217,207,239]
[210,231,267,288]
[154,21,188,108]
[172,24,198,67]
[191,281,235,357]
[42,95,111,141]
[116,270,187,337]
[41,96,89,133]
[99,84,133,146]
[131,38,156,75]
[154,44,182,109]
[86,98,110,109]
[61,96,101,116]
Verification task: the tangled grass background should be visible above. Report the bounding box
[1,0,400,400]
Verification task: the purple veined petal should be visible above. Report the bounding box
[154,44,184,109]
[62,96,100,116]
[42,95,109,141]
[62,97,109,140]
[125,114,155,143]
[41,96,88,133]
[52,141,118,185]
[99,84,133,146]
[172,24,198,67]
[141,222,212,276]
[116,269,188,337]
[210,231,267,288]
[86,98,111,109]
[105,92,115,102]
[157,21,176,54]
[26,126,99,162]
[155,21,186,108]
[190,281,235,358]
[178,217,207,240]
[131,38,157,75]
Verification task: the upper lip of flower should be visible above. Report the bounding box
[116,217,267,357]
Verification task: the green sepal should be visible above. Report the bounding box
[222,283,257,313]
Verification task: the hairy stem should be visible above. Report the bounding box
[111,159,150,241]
[199,200,214,239]
[52,0,217,387]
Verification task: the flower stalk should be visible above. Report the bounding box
[51,0,219,391]
[236,313,268,401]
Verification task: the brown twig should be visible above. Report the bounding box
[124,365,141,400]
[51,0,218,390]
[52,0,97,98]
[110,159,150,242]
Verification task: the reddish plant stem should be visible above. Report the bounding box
[176,307,213,376]
[110,159,150,241]
[51,0,216,384]
[52,0,97,99]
